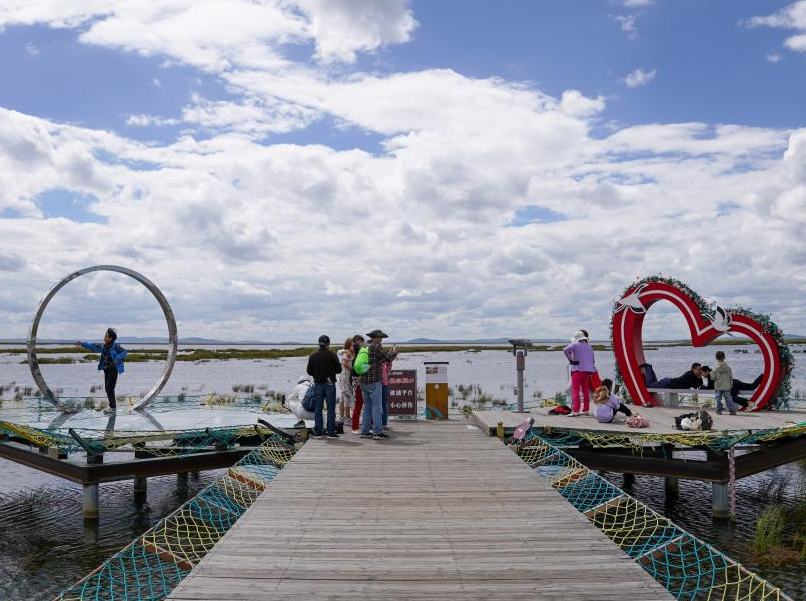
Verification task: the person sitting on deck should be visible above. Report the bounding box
[701,367,762,409]
[74,328,127,414]
[286,375,315,422]
[594,379,633,424]
[645,362,704,390]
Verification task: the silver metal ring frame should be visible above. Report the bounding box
[27,265,178,412]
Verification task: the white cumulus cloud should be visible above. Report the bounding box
[746,1,806,53]
[0,1,805,343]
[622,68,657,88]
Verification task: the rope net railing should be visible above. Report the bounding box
[527,420,806,453]
[512,436,794,601]
[54,435,296,601]
[0,419,271,457]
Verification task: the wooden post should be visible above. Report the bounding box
[496,421,504,440]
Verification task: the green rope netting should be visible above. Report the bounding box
[0,420,269,457]
[511,436,794,601]
[55,435,296,601]
[525,420,806,453]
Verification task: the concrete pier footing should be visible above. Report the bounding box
[712,482,729,519]
[83,483,99,520]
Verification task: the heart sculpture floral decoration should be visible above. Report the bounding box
[610,276,793,410]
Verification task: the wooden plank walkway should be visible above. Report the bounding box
[473,407,806,436]
[169,420,672,600]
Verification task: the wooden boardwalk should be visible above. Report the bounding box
[472,407,806,436]
[169,420,672,600]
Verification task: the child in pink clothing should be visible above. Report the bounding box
[562,329,596,416]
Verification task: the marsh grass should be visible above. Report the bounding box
[752,485,806,566]
[754,507,787,555]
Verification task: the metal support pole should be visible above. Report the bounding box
[134,476,147,494]
[516,350,525,413]
[664,476,679,497]
[83,483,99,520]
[177,471,189,491]
[622,473,635,487]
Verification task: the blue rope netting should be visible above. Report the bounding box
[55,435,296,601]
[513,436,794,601]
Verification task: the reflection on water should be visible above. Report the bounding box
[0,467,220,600]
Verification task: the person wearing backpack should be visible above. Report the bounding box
[350,335,366,434]
[358,329,399,440]
[306,335,342,439]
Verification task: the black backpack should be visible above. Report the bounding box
[674,410,713,431]
[301,384,316,412]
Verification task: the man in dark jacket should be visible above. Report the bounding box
[647,363,703,389]
[307,335,342,439]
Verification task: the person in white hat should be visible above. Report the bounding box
[562,329,596,416]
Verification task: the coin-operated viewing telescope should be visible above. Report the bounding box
[508,339,531,412]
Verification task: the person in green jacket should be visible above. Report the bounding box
[711,350,737,415]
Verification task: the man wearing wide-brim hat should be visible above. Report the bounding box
[359,329,399,440]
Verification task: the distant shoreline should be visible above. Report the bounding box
[1,338,803,365]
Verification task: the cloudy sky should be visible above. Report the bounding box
[1,0,806,343]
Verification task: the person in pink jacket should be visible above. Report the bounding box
[563,329,596,416]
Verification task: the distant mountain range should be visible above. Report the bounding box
[2,334,804,345]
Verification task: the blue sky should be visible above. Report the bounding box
[0,1,802,149]
[0,0,805,341]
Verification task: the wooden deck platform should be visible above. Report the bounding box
[472,406,806,437]
[169,420,672,600]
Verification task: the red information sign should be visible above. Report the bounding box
[388,369,418,416]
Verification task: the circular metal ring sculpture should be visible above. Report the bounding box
[27,265,178,412]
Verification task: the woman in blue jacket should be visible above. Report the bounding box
[75,328,127,412]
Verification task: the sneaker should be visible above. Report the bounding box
[373,432,389,440]
[582,411,590,416]
[571,412,581,417]
[103,408,117,414]
[352,429,361,435]
[310,432,323,439]
[359,433,373,439]
[716,410,723,415]
[327,433,339,439]
[383,425,391,431]
[729,411,737,416]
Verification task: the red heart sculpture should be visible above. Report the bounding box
[612,281,783,410]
